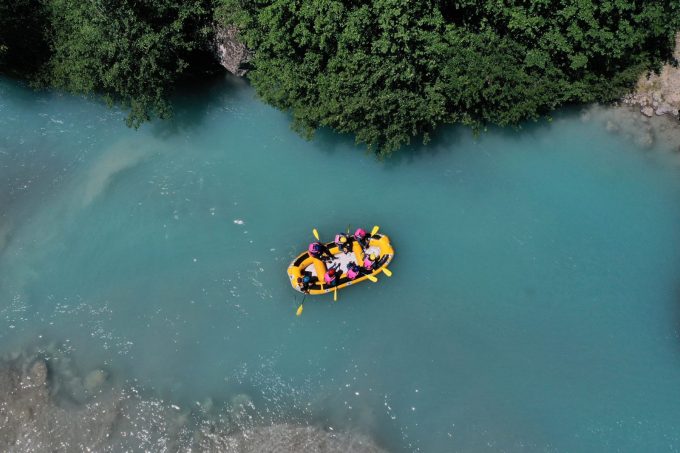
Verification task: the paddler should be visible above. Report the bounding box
[297,274,313,293]
[308,241,333,262]
[352,227,370,249]
[363,253,380,271]
[324,263,342,286]
[346,261,364,280]
[334,233,352,254]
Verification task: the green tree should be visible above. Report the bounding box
[2,0,679,151]
[219,0,680,154]
[42,0,213,127]
[220,0,452,154]
[0,0,51,76]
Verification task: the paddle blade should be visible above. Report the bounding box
[296,304,304,316]
[333,287,338,301]
[366,274,378,282]
[371,225,380,235]
[313,228,320,240]
[382,267,392,277]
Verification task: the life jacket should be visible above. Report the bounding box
[347,264,360,280]
[363,256,375,269]
[324,269,338,285]
[335,234,352,253]
[298,276,311,290]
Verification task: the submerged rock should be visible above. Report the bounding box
[83,369,107,392]
[195,424,388,453]
[584,104,680,157]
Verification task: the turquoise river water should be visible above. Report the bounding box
[2,75,680,452]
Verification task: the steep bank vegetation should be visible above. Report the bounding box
[1,0,215,127]
[219,0,680,154]
[2,0,679,154]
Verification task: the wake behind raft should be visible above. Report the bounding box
[287,226,394,296]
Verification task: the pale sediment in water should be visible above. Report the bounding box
[582,104,680,156]
[0,344,387,453]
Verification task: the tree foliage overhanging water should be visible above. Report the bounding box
[1,0,679,154]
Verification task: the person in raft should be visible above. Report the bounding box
[352,228,370,249]
[346,261,364,280]
[363,253,380,271]
[324,263,342,286]
[308,241,333,262]
[334,233,353,254]
[297,274,313,293]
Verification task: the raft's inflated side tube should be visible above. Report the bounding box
[287,233,394,295]
[352,240,365,264]
[287,255,327,285]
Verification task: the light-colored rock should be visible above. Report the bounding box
[655,104,679,116]
[625,32,680,120]
[214,25,252,76]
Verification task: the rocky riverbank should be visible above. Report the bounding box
[623,32,680,120]
[0,344,387,452]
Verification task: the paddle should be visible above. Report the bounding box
[313,228,320,241]
[296,294,307,316]
[370,225,380,236]
[366,274,378,282]
[382,268,393,277]
[333,286,338,302]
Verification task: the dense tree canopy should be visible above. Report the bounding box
[218,0,680,154]
[1,0,214,127]
[1,0,679,153]
[46,0,215,127]
[0,0,51,75]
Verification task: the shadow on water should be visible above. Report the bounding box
[307,122,469,167]
[151,72,250,139]
[305,107,587,168]
[308,127,365,156]
[467,107,586,148]
[383,124,468,167]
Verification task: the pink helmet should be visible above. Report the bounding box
[354,228,367,239]
[308,243,320,253]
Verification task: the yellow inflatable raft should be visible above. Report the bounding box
[287,232,394,295]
